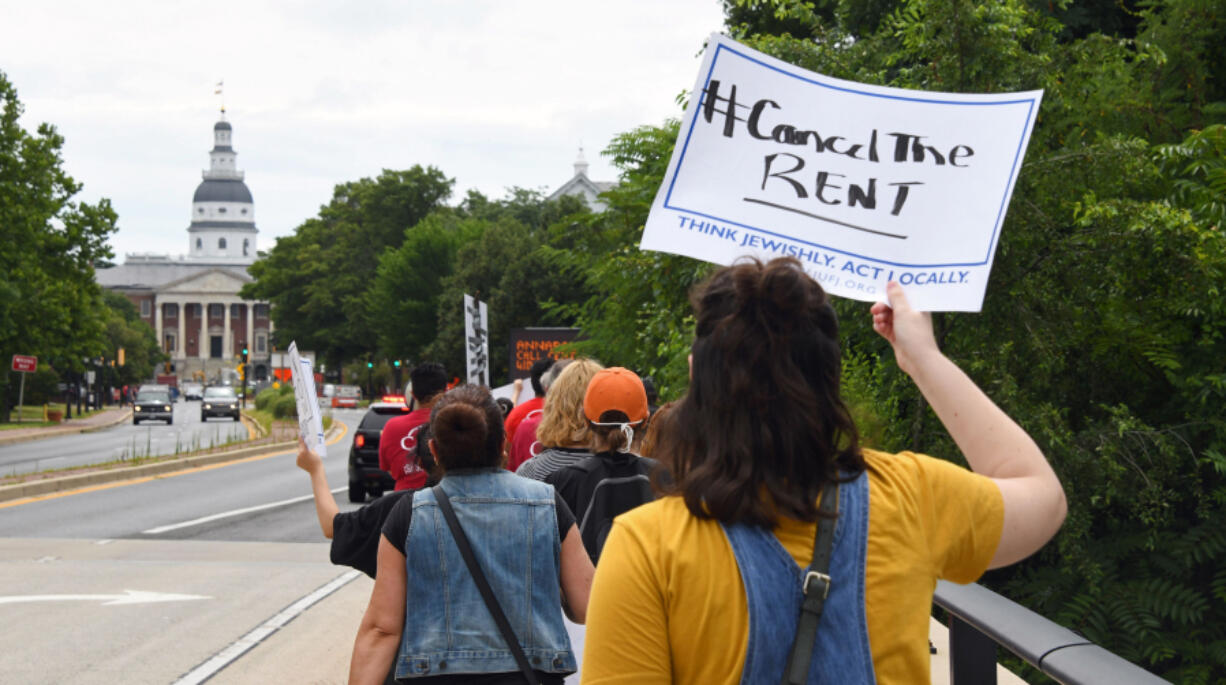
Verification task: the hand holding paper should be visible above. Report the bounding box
[288,341,326,458]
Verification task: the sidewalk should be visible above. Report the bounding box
[0,407,132,447]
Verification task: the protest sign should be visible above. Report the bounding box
[288,341,326,457]
[641,33,1043,312]
[464,294,489,387]
[508,328,579,380]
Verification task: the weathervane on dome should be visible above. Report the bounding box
[214,79,225,116]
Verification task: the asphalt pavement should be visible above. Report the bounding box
[0,399,250,477]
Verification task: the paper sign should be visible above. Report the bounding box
[641,33,1043,312]
[464,294,489,386]
[288,341,326,457]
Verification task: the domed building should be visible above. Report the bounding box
[97,111,274,385]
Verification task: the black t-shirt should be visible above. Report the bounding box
[382,489,576,556]
[330,490,414,578]
[379,488,576,685]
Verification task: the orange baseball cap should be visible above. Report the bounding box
[583,367,648,424]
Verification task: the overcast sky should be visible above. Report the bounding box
[1,0,726,258]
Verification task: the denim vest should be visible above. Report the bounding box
[395,469,577,679]
[722,471,876,684]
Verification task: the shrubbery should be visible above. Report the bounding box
[272,393,298,419]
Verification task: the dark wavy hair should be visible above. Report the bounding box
[656,257,865,527]
[429,384,505,471]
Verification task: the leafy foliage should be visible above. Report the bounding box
[0,70,118,418]
[713,0,1226,680]
[241,166,453,370]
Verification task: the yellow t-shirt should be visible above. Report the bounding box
[579,449,1004,685]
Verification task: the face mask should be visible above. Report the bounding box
[591,421,641,453]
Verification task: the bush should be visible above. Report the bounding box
[272,393,298,419]
[254,387,280,412]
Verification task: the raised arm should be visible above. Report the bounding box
[296,437,339,539]
[871,282,1067,568]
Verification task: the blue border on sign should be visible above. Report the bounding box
[663,41,1038,270]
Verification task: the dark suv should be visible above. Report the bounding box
[201,386,240,421]
[348,401,409,502]
[133,386,174,425]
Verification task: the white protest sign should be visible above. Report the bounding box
[288,341,326,457]
[641,33,1043,312]
[464,294,489,387]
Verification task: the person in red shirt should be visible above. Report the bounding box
[503,357,554,443]
[506,359,572,472]
[379,362,448,491]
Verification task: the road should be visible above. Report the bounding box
[0,407,587,683]
[0,399,252,477]
[0,408,367,683]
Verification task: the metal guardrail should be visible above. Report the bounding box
[933,581,1172,684]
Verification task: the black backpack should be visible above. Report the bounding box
[564,455,658,563]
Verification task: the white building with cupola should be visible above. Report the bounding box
[97,111,275,385]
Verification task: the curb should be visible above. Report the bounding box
[0,423,344,504]
[240,411,265,440]
[0,409,134,447]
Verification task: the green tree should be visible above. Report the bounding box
[366,211,483,362]
[241,166,454,370]
[713,0,1226,679]
[0,71,118,420]
[101,291,166,387]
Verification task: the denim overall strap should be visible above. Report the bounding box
[722,471,875,685]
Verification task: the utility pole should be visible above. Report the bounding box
[240,346,249,408]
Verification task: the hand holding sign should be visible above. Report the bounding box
[288,341,326,458]
[871,282,938,378]
[641,34,1042,312]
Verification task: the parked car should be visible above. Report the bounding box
[332,384,361,409]
[347,400,409,502]
[182,382,204,401]
[201,386,240,421]
[133,385,173,425]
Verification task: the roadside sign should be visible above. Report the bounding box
[11,355,37,423]
[11,355,36,373]
[508,328,580,380]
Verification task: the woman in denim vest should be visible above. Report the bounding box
[351,384,594,684]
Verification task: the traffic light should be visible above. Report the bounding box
[393,360,401,368]
[241,346,249,364]
[367,361,374,369]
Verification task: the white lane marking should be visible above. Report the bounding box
[95,539,114,545]
[171,570,361,685]
[0,590,210,606]
[142,487,347,535]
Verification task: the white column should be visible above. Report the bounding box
[246,303,254,357]
[223,300,232,360]
[177,301,186,359]
[199,301,208,359]
[154,298,164,354]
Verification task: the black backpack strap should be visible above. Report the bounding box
[433,486,541,685]
[782,481,839,685]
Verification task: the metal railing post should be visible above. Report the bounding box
[948,613,998,684]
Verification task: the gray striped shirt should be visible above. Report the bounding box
[515,447,594,481]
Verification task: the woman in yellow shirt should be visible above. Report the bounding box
[580,257,1067,684]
